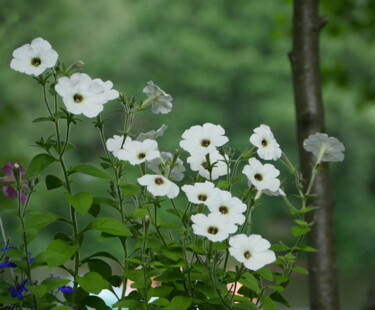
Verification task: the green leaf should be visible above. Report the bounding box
[41,277,71,291]
[88,259,112,280]
[64,192,93,215]
[295,245,317,252]
[240,273,261,293]
[90,218,132,236]
[0,295,22,304]
[291,225,311,236]
[83,295,111,310]
[76,272,109,294]
[89,203,101,217]
[256,267,274,281]
[32,116,53,123]
[260,295,277,310]
[151,298,169,306]
[28,285,48,298]
[292,266,309,274]
[270,292,291,308]
[72,164,111,179]
[169,296,192,310]
[45,174,63,190]
[113,299,145,308]
[148,286,174,298]
[270,244,289,252]
[25,153,55,177]
[216,180,230,189]
[39,239,77,267]
[122,184,141,196]
[25,211,59,231]
[129,208,149,218]
[290,206,319,215]
[51,306,75,310]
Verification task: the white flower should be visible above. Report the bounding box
[55,73,119,118]
[249,124,282,161]
[181,181,219,205]
[229,234,276,271]
[136,125,168,142]
[106,135,131,158]
[191,213,237,242]
[10,38,58,76]
[180,123,229,156]
[92,78,120,102]
[138,174,179,199]
[187,150,229,180]
[117,139,160,165]
[142,81,173,114]
[263,188,286,197]
[146,152,185,181]
[206,190,246,225]
[303,133,345,162]
[242,158,281,192]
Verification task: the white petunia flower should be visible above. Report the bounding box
[242,158,281,192]
[206,190,246,225]
[106,135,131,158]
[229,234,276,271]
[303,132,345,162]
[117,139,160,165]
[181,181,219,205]
[138,174,179,199]
[142,81,173,114]
[191,213,237,242]
[249,124,282,161]
[187,149,229,180]
[146,152,185,181]
[180,123,229,156]
[10,37,58,76]
[55,73,119,118]
[136,125,168,142]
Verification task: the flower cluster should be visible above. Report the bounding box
[1,162,29,204]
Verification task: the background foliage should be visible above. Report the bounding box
[1,0,374,308]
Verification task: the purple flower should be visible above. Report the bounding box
[21,252,35,264]
[1,162,29,204]
[0,259,17,268]
[9,280,28,299]
[2,242,15,253]
[59,286,74,294]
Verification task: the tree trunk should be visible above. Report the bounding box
[289,0,340,309]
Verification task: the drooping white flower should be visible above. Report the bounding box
[206,190,246,225]
[187,149,229,180]
[181,181,219,205]
[242,158,281,192]
[142,81,173,114]
[263,188,286,197]
[138,174,179,199]
[146,152,185,181]
[303,133,345,162]
[180,123,229,156]
[136,125,168,142]
[55,73,119,118]
[106,135,131,158]
[10,38,58,76]
[229,234,276,271]
[191,213,237,242]
[117,139,160,165]
[249,124,282,161]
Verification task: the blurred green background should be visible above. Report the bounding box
[1,0,375,309]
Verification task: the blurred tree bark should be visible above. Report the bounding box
[289,0,340,309]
